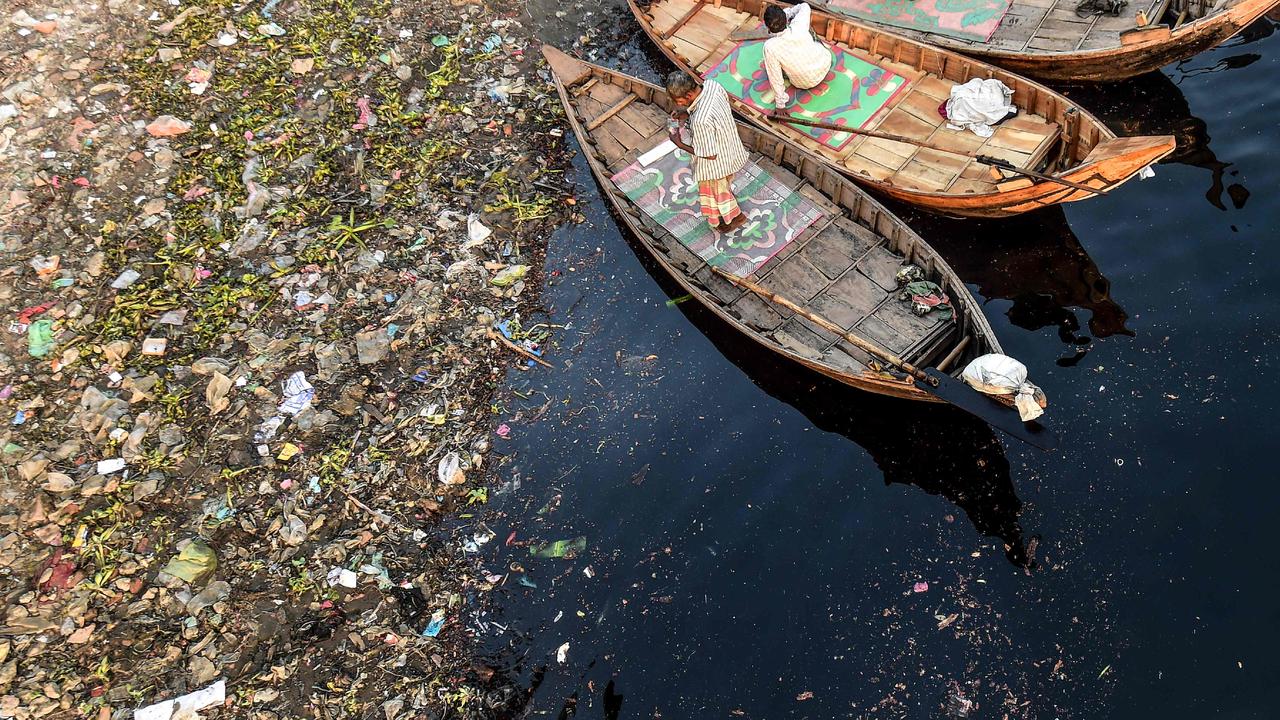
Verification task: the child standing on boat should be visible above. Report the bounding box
[665,72,750,231]
[761,2,833,115]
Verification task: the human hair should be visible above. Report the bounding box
[764,5,787,32]
[664,71,697,100]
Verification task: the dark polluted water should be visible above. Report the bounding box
[472,4,1280,718]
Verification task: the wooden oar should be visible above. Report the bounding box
[973,154,1107,195]
[712,268,1056,450]
[768,114,1106,196]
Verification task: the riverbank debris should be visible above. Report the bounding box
[0,0,573,716]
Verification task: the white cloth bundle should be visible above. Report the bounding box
[945,78,1016,138]
[961,354,1045,422]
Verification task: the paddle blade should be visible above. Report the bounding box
[921,369,1057,451]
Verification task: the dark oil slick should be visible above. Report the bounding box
[470,4,1280,718]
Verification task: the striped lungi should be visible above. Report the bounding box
[697,175,741,227]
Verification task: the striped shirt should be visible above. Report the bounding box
[763,3,833,109]
[688,81,749,182]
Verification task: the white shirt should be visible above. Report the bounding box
[688,81,749,182]
[763,3,834,110]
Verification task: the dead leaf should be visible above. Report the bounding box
[67,624,95,644]
[205,372,233,415]
[146,115,191,138]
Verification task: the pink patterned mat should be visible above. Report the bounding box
[828,0,1012,43]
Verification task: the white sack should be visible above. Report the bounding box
[961,353,1045,422]
[945,78,1016,138]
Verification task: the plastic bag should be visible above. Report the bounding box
[944,79,1016,138]
[961,354,1045,422]
[161,540,218,583]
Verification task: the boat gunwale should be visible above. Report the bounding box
[628,0,1177,215]
[816,0,1280,79]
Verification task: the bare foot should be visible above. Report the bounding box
[721,214,748,232]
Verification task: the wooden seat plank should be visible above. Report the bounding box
[661,1,707,41]
[897,89,947,126]
[892,161,957,192]
[925,129,987,155]
[873,296,946,343]
[842,154,897,181]
[824,270,885,321]
[729,292,787,331]
[853,313,912,355]
[850,140,913,171]
[911,76,955,101]
[772,322,827,361]
[586,94,638,132]
[873,109,940,143]
[855,245,902,291]
[676,10,740,51]
[615,103,664,138]
[760,255,831,302]
[822,347,868,374]
[798,228,868,279]
[600,115,647,151]
[648,0,698,36]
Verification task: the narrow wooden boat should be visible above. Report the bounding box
[629,0,1176,218]
[816,0,1280,82]
[543,45,1001,402]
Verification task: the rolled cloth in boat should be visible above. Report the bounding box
[944,78,1016,138]
[961,353,1045,422]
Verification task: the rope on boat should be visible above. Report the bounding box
[1075,0,1129,17]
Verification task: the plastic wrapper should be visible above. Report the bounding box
[961,354,1047,422]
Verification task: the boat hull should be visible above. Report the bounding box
[628,0,1176,218]
[835,0,1280,82]
[541,45,1001,402]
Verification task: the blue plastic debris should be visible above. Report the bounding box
[423,610,446,637]
[12,410,26,426]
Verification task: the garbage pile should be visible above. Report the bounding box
[0,0,572,717]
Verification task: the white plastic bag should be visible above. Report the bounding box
[961,354,1045,422]
[945,78,1016,138]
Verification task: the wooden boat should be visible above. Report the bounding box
[629,0,1176,218]
[542,45,1001,402]
[816,0,1280,82]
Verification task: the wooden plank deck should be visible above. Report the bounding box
[575,72,958,366]
[642,1,1069,196]
[986,0,1171,53]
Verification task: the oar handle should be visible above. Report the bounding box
[772,114,976,161]
[712,268,938,387]
[975,154,1105,195]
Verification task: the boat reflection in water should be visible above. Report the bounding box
[901,206,1131,367]
[1060,67,1252,212]
[622,235,1037,570]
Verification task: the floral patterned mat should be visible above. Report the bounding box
[828,0,1012,43]
[611,146,827,278]
[703,34,908,152]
